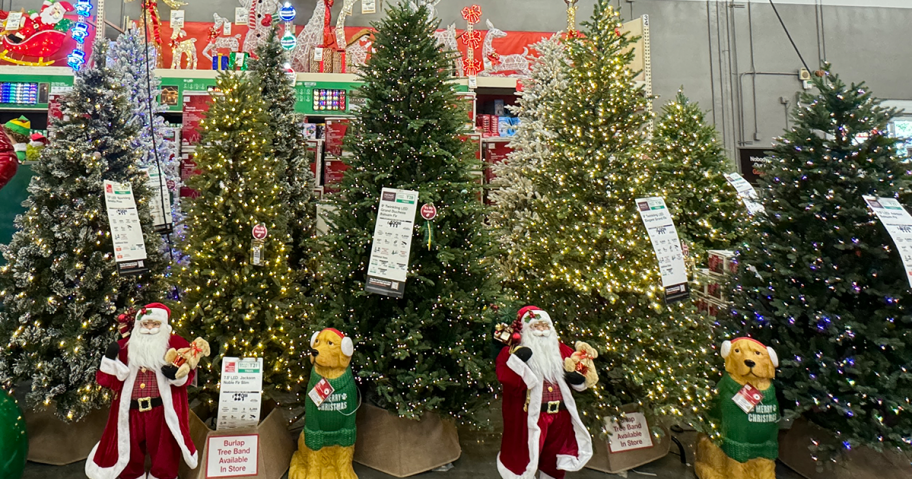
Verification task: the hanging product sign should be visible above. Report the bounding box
[635,197,689,303]
[606,412,654,453]
[361,0,377,14]
[169,9,185,28]
[143,166,174,233]
[724,172,764,215]
[251,223,267,266]
[205,434,259,478]
[103,180,149,275]
[365,187,419,298]
[4,12,22,31]
[217,357,264,430]
[234,7,248,25]
[863,195,912,288]
[419,203,437,250]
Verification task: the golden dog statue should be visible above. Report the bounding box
[289,328,359,479]
[695,337,780,479]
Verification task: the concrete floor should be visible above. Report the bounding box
[22,429,805,479]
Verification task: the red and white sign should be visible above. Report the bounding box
[732,383,764,414]
[420,203,437,221]
[607,412,654,453]
[252,224,268,240]
[205,434,259,478]
[308,378,335,407]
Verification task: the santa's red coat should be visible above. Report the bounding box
[85,334,199,479]
[496,343,593,479]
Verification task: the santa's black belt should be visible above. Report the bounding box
[541,400,566,414]
[130,397,163,411]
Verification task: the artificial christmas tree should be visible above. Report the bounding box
[650,91,748,262]
[489,35,567,286]
[315,2,500,425]
[0,41,167,421]
[729,67,912,460]
[512,0,715,435]
[248,28,317,291]
[107,27,183,265]
[175,72,300,405]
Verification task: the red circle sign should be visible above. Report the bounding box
[252,224,268,240]
[421,204,437,221]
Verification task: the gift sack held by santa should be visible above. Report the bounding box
[86,303,199,479]
[496,306,596,479]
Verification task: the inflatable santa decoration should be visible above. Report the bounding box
[496,306,596,479]
[86,303,199,479]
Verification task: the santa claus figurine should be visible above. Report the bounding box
[86,303,199,479]
[496,306,595,479]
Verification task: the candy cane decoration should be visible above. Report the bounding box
[461,5,482,77]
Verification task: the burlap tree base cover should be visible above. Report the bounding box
[23,404,108,464]
[779,418,912,479]
[354,403,461,477]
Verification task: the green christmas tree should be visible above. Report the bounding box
[176,72,300,405]
[513,1,715,433]
[650,91,748,262]
[248,28,316,275]
[0,41,167,421]
[315,2,501,423]
[730,66,912,459]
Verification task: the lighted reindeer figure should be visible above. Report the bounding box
[292,0,327,71]
[202,13,241,61]
[481,19,532,77]
[170,29,198,69]
[434,23,464,77]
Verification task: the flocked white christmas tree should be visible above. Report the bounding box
[107,27,184,273]
[489,35,568,285]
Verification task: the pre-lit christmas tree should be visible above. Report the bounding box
[489,35,567,285]
[514,1,714,433]
[730,67,912,458]
[315,2,501,423]
[650,91,748,261]
[176,72,299,405]
[0,42,167,421]
[107,27,184,268]
[248,28,316,274]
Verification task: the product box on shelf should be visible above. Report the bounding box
[306,139,324,186]
[323,157,349,194]
[324,118,350,157]
[484,141,512,184]
[707,250,738,277]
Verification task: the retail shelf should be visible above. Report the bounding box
[481,137,513,143]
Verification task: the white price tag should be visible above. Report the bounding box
[223,22,231,34]
[103,181,149,275]
[235,7,248,25]
[169,9,185,28]
[361,0,377,14]
[864,196,912,288]
[365,187,419,298]
[5,12,22,31]
[143,167,173,231]
[217,357,264,430]
[635,197,689,302]
[314,47,323,61]
[724,172,764,215]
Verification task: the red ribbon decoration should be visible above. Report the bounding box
[461,5,481,25]
[460,30,482,49]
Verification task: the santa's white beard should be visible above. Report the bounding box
[521,328,565,384]
[128,324,172,369]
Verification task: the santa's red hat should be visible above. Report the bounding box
[136,302,170,324]
[517,306,553,327]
